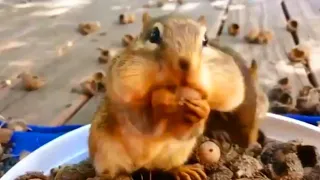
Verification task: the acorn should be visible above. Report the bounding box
[288,45,310,64]
[93,72,105,92]
[245,28,260,43]
[119,14,135,24]
[197,140,221,164]
[228,23,240,36]
[78,22,101,35]
[286,19,298,33]
[97,48,110,64]
[257,30,273,44]
[6,118,31,132]
[122,34,135,47]
[127,14,135,24]
[18,72,45,91]
[119,14,128,24]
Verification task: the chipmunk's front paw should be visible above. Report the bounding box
[169,164,206,180]
[182,99,210,123]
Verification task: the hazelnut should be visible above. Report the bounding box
[228,23,240,36]
[286,19,298,33]
[78,22,101,35]
[122,34,135,47]
[18,72,45,91]
[197,140,221,164]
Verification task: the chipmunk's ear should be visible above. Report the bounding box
[142,12,151,27]
[197,15,207,27]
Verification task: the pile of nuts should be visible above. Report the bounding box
[268,77,320,115]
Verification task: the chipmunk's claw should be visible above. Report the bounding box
[169,164,206,180]
[183,99,210,123]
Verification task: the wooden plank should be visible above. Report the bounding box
[217,0,311,100]
[284,0,320,86]
[0,0,92,42]
[67,94,102,125]
[65,0,230,125]
[0,0,174,125]
[0,0,104,79]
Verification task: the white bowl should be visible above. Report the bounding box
[2,113,320,180]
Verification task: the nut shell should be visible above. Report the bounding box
[122,34,135,47]
[286,19,298,33]
[228,23,240,36]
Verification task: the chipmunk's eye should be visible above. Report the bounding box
[202,33,208,46]
[149,27,162,44]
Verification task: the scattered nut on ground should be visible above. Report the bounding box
[78,21,101,35]
[268,77,320,115]
[119,13,135,24]
[286,19,298,33]
[18,72,45,91]
[97,48,110,64]
[122,34,135,47]
[6,118,30,132]
[245,28,260,43]
[257,30,273,44]
[245,28,273,44]
[71,72,105,96]
[288,45,310,64]
[228,23,240,36]
[0,80,11,88]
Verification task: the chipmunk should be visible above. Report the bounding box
[89,13,267,180]
[89,13,213,180]
[205,40,269,147]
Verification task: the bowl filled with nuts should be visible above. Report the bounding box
[2,113,320,180]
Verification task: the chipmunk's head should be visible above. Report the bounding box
[133,13,209,97]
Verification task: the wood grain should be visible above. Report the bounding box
[0,0,171,125]
[283,0,320,86]
[217,0,311,100]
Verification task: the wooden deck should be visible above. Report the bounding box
[0,0,319,125]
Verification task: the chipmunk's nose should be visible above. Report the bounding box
[179,58,190,72]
